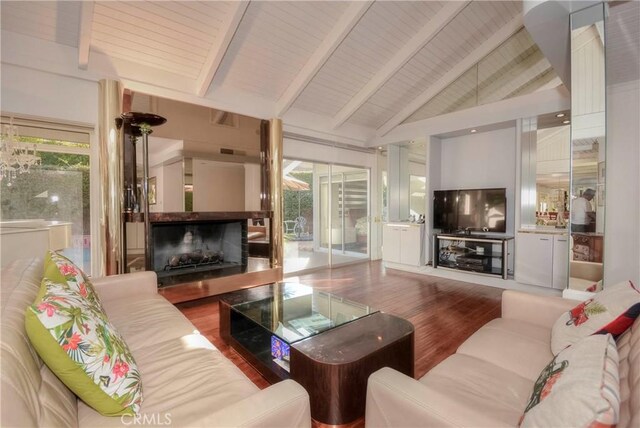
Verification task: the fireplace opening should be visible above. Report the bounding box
[150,220,248,287]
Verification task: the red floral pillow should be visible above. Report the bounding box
[551,280,640,355]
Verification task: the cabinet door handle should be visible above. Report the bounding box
[540,238,550,241]
[557,239,567,242]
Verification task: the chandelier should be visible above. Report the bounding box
[0,118,41,182]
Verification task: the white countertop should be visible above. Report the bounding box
[385,222,425,228]
[518,226,568,235]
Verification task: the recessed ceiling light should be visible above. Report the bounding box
[556,113,565,118]
[562,120,570,124]
[470,129,477,133]
[378,146,383,150]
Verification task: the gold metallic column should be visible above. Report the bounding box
[269,118,283,274]
[98,80,123,276]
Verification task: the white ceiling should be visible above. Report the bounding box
[0,0,600,144]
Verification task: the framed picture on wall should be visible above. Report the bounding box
[149,177,157,205]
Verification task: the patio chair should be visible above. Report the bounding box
[294,216,307,237]
[283,220,297,234]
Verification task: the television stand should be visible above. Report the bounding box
[433,233,513,279]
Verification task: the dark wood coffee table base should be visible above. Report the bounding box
[219,297,414,425]
[290,312,414,424]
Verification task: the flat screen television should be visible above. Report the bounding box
[433,188,506,233]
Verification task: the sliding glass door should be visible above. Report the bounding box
[284,159,369,274]
[283,160,329,274]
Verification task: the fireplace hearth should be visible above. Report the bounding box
[150,219,248,287]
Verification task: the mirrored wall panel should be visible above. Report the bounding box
[569,4,606,290]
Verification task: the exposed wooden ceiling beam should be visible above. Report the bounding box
[331,1,469,129]
[78,1,94,70]
[482,56,552,105]
[275,1,374,117]
[196,1,250,97]
[377,15,524,137]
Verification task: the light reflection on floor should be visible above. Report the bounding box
[283,240,367,274]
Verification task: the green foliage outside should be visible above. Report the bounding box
[1,138,90,236]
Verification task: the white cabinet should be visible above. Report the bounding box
[382,225,402,264]
[383,223,424,267]
[552,235,569,289]
[515,232,568,288]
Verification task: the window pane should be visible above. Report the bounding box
[1,136,91,274]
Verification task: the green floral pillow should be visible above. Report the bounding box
[25,279,142,416]
[43,251,104,311]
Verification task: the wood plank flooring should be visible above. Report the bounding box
[175,261,503,427]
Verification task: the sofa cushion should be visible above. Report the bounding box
[25,279,143,416]
[456,318,553,381]
[617,316,640,428]
[417,353,534,427]
[520,334,620,427]
[100,294,198,352]
[551,280,640,355]
[1,258,79,427]
[78,334,260,427]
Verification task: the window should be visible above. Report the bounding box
[1,116,92,273]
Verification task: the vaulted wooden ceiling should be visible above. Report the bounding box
[0,0,573,142]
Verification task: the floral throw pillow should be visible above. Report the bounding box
[25,279,142,416]
[43,250,104,311]
[551,280,640,355]
[520,334,620,427]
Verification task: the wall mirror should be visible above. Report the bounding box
[569,3,606,291]
[384,141,425,222]
[128,92,264,214]
[520,111,572,229]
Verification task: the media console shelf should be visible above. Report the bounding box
[433,234,514,279]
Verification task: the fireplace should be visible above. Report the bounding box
[150,219,248,287]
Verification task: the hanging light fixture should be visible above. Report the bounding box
[0,117,41,182]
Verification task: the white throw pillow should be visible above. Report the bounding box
[551,280,640,355]
[520,334,619,427]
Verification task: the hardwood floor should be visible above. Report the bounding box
[175,261,503,427]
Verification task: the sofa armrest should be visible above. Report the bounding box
[91,271,158,303]
[501,290,579,329]
[201,380,310,427]
[366,367,459,428]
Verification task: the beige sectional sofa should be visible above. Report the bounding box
[366,290,639,427]
[1,258,311,427]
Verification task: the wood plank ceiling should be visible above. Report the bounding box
[0,0,569,139]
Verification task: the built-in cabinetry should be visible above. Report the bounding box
[382,223,424,267]
[433,234,513,279]
[515,231,568,289]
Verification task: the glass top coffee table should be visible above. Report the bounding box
[219,282,414,425]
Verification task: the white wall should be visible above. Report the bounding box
[244,163,262,211]
[162,161,184,212]
[193,160,245,211]
[605,79,640,286]
[1,64,98,125]
[437,127,518,236]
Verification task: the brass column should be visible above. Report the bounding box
[98,80,123,276]
[269,118,283,275]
